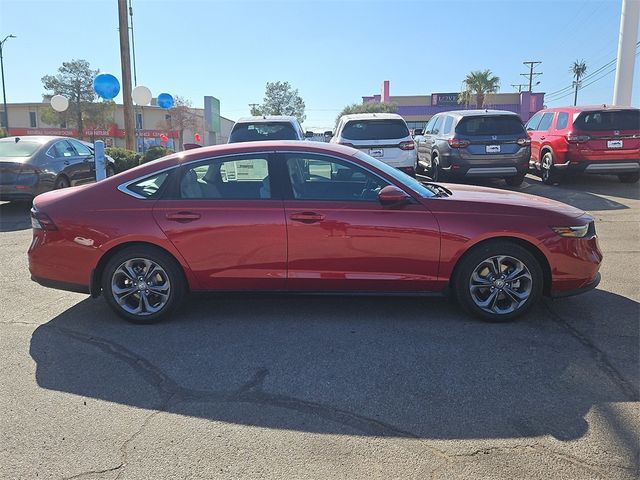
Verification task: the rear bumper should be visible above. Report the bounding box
[554,159,640,175]
[441,149,530,178]
[0,184,37,201]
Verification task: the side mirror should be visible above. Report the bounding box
[414,128,424,136]
[378,185,411,207]
[324,130,334,138]
[305,131,314,138]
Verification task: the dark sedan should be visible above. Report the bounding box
[0,135,115,201]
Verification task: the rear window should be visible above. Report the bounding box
[455,115,525,136]
[573,110,640,131]
[229,122,299,142]
[0,141,41,157]
[341,120,410,141]
[126,172,169,198]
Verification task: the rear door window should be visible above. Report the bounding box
[431,116,444,135]
[456,115,525,135]
[536,112,555,132]
[443,116,454,135]
[555,112,569,130]
[573,110,640,131]
[423,116,437,134]
[229,122,299,142]
[341,119,410,140]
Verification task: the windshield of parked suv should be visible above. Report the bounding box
[573,110,640,131]
[353,151,436,198]
[229,122,299,142]
[342,120,410,140]
[455,115,525,136]
[0,140,41,157]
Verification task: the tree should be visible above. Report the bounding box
[335,102,398,126]
[460,69,500,108]
[251,81,306,124]
[156,96,201,150]
[41,59,101,137]
[571,60,587,106]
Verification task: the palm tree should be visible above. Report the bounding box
[460,70,500,108]
[571,60,587,106]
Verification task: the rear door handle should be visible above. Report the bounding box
[290,212,325,224]
[166,211,201,223]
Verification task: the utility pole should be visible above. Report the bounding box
[612,0,640,106]
[521,61,542,92]
[573,76,582,106]
[117,0,135,150]
[0,34,16,130]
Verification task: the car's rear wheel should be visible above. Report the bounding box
[102,246,186,324]
[541,152,559,185]
[454,241,543,322]
[54,175,70,189]
[505,173,526,187]
[428,155,440,181]
[618,172,639,183]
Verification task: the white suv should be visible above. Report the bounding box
[228,115,305,143]
[331,113,417,175]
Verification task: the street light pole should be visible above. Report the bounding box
[0,34,16,130]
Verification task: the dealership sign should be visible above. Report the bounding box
[431,93,460,106]
[9,126,179,139]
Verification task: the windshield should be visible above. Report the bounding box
[342,119,410,141]
[456,115,525,136]
[573,110,640,131]
[229,122,299,142]
[353,151,436,198]
[0,141,42,157]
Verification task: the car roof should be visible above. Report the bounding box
[235,116,299,123]
[444,109,520,118]
[0,135,66,145]
[339,113,405,121]
[536,105,640,114]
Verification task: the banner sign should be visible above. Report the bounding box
[431,93,460,106]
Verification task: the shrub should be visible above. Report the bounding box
[106,147,141,173]
[141,146,174,164]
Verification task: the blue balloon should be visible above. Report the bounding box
[93,74,120,100]
[157,93,174,109]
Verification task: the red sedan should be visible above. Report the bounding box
[28,141,602,324]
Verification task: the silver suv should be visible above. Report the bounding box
[415,110,531,186]
[229,116,304,143]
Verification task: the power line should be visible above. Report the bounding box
[521,61,542,92]
[511,84,529,93]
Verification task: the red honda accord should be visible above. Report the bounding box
[28,141,602,323]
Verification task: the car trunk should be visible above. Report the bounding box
[0,159,33,185]
[571,109,640,157]
[455,115,526,156]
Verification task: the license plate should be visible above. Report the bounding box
[607,140,623,149]
[486,145,501,154]
[369,148,384,158]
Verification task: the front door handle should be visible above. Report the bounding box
[540,136,546,140]
[166,211,201,223]
[290,212,325,224]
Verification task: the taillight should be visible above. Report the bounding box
[516,138,531,146]
[339,142,356,148]
[448,138,470,148]
[566,134,591,144]
[31,209,58,231]
[399,140,415,150]
[16,167,40,186]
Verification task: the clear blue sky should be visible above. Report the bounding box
[0,0,638,130]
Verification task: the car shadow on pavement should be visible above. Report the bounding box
[0,201,32,232]
[29,290,639,443]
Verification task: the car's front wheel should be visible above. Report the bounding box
[102,246,186,324]
[540,152,559,185]
[454,241,543,322]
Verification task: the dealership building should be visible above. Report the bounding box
[363,81,545,131]
[0,98,234,151]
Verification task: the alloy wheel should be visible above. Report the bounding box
[468,255,533,315]
[110,257,171,316]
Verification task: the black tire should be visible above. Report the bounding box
[618,172,639,183]
[505,173,526,187]
[428,155,440,181]
[102,246,186,324]
[454,240,543,322]
[54,175,70,189]
[540,151,559,185]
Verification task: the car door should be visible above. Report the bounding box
[281,151,441,292]
[46,140,86,186]
[525,111,545,163]
[68,139,96,184]
[152,153,287,290]
[417,116,438,165]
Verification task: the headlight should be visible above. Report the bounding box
[551,225,589,238]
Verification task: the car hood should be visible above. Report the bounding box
[430,183,586,219]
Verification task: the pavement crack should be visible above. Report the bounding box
[63,463,124,480]
[543,300,639,401]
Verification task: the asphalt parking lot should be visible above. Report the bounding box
[0,174,638,480]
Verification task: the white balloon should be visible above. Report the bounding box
[132,85,152,106]
[50,95,69,112]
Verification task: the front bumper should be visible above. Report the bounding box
[550,272,600,298]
